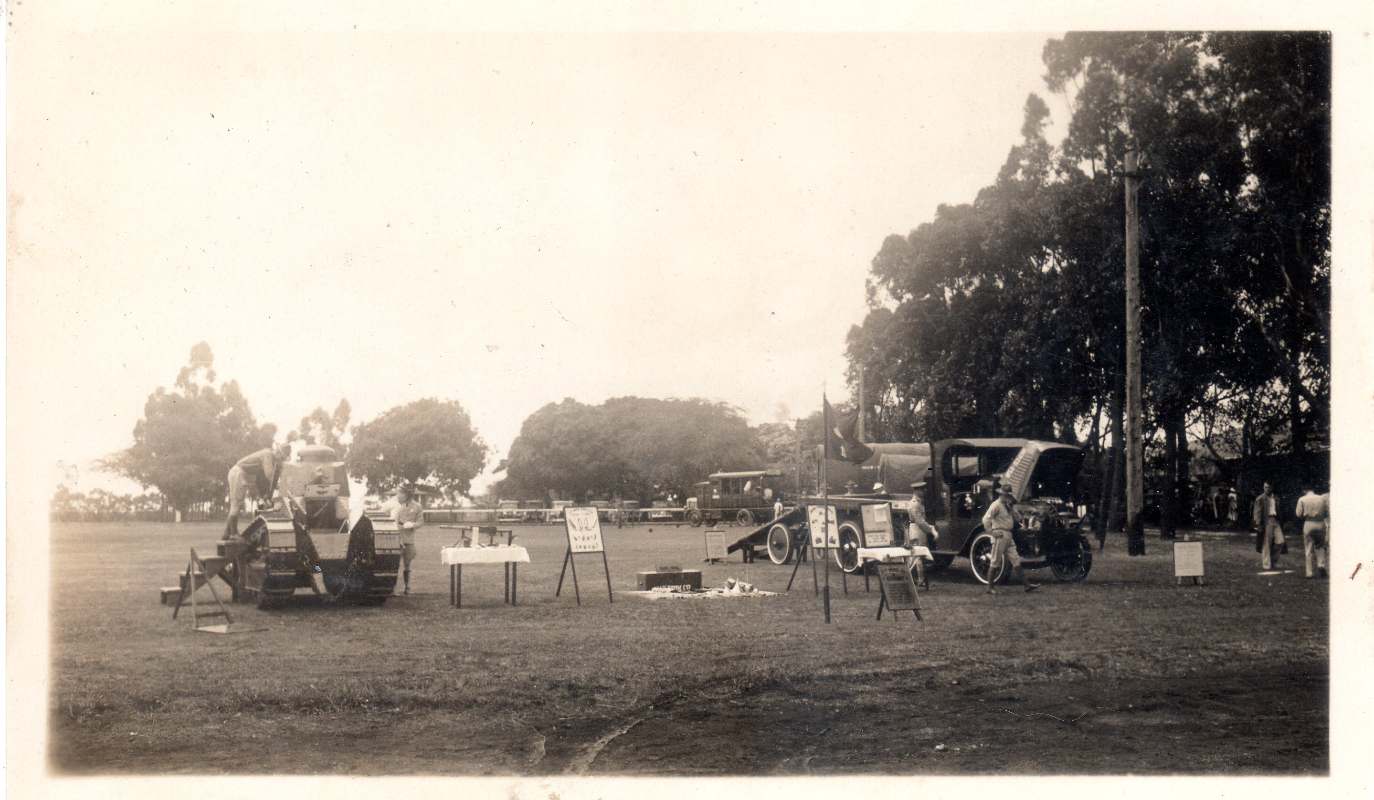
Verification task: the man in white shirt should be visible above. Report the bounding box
[1295,483,1328,579]
[981,483,1039,594]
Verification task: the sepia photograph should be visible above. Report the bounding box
[6,3,1373,798]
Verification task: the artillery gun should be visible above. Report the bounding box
[232,444,401,607]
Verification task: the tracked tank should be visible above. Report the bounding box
[239,444,401,607]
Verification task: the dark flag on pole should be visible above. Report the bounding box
[823,397,873,463]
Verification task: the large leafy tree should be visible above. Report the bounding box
[497,397,762,502]
[848,32,1329,539]
[348,398,488,499]
[103,342,276,514]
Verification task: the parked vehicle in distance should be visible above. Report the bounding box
[547,500,573,523]
[647,500,682,523]
[686,470,788,527]
[496,499,524,524]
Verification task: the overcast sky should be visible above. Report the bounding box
[12,28,1072,494]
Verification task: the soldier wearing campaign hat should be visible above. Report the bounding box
[981,482,1039,594]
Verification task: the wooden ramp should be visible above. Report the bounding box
[726,507,807,558]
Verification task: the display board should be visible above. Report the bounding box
[807,505,839,548]
[861,503,894,547]
[704,529,728,561]
[1173,541,1205,584]
[557,507,613,604]
[564,507,605,554]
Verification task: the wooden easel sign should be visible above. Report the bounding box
[875,561,922,622]
[1174,540,1205,585]
[556,506,614,604]
[704,528,727,563]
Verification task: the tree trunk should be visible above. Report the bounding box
[1159,408,1189,540]
[1161,416,1178,540]
[1101,376,1126,547]
[1288,341,1306,456]
[1175,411,1193,529]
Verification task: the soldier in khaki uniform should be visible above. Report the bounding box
[392,485,424,594]
[982,484,1039,594]
[903,481,940,590]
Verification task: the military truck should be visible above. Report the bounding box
[237,444,401,607]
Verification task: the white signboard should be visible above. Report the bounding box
[564,507,606,554]
[1174,541,1204,578]
[861,503,894,547]
[808,505,839,549]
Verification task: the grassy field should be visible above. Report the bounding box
[48,520,1327,775]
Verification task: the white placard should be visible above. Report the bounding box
[1174,541,1204,577]
[808,505,839,549]
[861,503,893,547]
[564,507,606,554]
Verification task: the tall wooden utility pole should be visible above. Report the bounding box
[1124,148,1146,556]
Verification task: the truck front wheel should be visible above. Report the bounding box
[968,532,1009,585]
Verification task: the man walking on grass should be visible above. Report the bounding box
[1252,481,1284,570]
[1295,483,1328,579]
[982,483,1039,594]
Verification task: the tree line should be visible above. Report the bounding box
[85,343,833,514]
[489,397,841,504]
[844,32,1329,537]
[95,343,491,513]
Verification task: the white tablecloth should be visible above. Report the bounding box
[857,546,933,563]
[440,545,531,565]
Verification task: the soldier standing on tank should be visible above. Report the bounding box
[393,484,424,594]
[223,442,291,541]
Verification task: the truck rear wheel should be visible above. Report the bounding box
[736,508,754,527]
[766,523,793,564]
[1050,537,1093,582]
